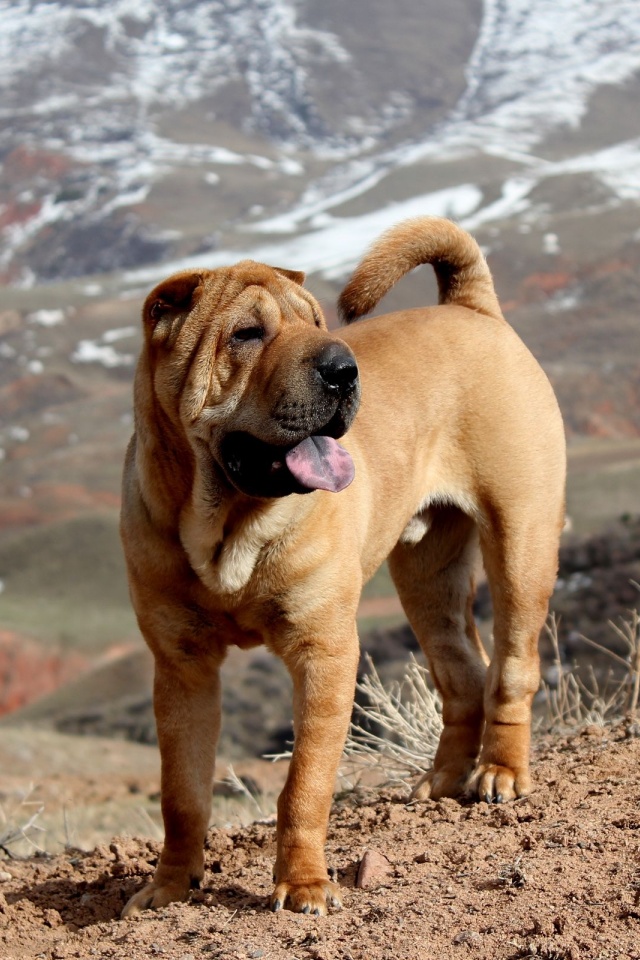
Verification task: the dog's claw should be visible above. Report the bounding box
[120,877,193,918]
[474,762,530,804]
[411,765,474,802]
[270,878,341,916]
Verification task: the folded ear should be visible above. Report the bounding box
[143,271,204,344]
[271,266,306,285]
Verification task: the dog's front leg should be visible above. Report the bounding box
[271,627,359,915]
[121,652,222,917]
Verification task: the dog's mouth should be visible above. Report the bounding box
[220,420,355,499]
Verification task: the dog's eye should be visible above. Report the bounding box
[231,325,264,343]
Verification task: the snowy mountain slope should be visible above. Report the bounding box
[245,0,640,237]
[0,0,476,282]
[1,0,351,143]
[113,0,640,289]
[1,0,640,286]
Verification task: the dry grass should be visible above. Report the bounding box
[216,766,275,825]
[340,653,442,787]
[0,785,46,858]
[541,597,640,729]
[341,600,640,786]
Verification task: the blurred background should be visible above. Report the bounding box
[0,0,639,849]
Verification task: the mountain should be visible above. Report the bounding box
[0,0,479,282]
[1,0,640,712]
[2,0,639,287]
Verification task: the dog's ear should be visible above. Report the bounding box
[143,271,204,344]
[271,266,306,286]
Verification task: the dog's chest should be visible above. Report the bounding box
[179,496,294,597]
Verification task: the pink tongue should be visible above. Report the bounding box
[285,436,355,493]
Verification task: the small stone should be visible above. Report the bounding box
[582,724,604,738]
[355,849,393,889]
[453,930,481,945]
[0,871,12,883]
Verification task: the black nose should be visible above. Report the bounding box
[314,342,359,393]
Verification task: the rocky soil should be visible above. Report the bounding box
[1,720,639,960]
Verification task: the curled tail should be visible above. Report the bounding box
[338,217,503,324]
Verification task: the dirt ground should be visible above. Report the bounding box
[1,721,639,960]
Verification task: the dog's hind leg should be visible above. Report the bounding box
[473,506,562,802]
[389,505,489,801]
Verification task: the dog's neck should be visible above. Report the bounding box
[178,473,299,596]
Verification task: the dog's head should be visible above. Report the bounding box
[140,260,360,499]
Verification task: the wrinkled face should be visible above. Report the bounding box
[141,260,360,498]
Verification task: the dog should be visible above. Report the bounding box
[119,216,565,918]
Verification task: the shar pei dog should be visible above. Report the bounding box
[120,216,565,917]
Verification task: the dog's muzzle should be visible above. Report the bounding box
[220,344,360,500]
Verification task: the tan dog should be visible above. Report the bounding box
[120,217,565,918]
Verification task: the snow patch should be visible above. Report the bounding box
[125,183,483,284]
[71,328,136,368]
[28,308,65,327]
[543,233,560,255]
[102,326,137,344]
[545,289,582,314]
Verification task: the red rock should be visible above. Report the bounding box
[355,849,393,889]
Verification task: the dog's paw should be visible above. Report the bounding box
[472,763,531,804]
[270,879,342,916]
[121,878,192,918]
[410,766,471,802]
